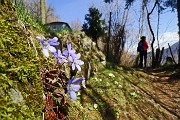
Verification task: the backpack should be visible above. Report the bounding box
[137,41,144,52]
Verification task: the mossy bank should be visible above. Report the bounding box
[0,4,43,119]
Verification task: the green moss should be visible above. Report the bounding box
[0,8,43,119]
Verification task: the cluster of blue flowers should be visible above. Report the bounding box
[37,36,86,101]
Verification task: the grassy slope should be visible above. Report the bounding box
[68,66,178,120]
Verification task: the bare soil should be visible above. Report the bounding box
[149,69,180,119]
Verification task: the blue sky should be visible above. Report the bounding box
[46,0,178,32]
[46,0,104,24]
[46,0,178,51]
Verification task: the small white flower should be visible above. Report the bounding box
[109,73,115,78]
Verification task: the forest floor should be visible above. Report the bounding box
[69,65,180,120]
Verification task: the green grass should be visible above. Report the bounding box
[67,66,176,120]
[14,1,46,33]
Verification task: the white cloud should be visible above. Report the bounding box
[126,32,179,55]
[157,32,179,48]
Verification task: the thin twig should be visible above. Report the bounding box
[168,43,177,64]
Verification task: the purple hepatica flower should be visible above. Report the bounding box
[56,50,68,63]
[67,76,86,101]
[63,43,76,60]
[36,36,59,57]
[70,53,84,71]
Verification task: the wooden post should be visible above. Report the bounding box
[168,43,177,65]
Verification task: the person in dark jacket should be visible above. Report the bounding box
[137,36,148,68]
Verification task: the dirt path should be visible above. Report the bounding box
[149,70,180,119]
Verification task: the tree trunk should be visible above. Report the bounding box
[146,1,157,68]
[40,0,46,24]
[158,47,164,65]
[155,48,160,67]
[106,12,111,61]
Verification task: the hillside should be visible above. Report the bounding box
[162,42,179,64]
[67,66,180,120]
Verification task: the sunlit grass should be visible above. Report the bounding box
[67,65,177,119]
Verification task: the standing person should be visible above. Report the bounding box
[137,36,148,68]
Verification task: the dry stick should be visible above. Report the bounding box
[168,43,177,65]
[29,36,38,56]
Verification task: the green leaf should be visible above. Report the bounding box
[7,107,15,112]
[88,106,94,110]
[7,80,14,87]
[130,92,138,98]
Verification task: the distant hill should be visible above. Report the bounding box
[146,41,179,66]
[161,41,179,64]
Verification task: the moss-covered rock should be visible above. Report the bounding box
[56,31,106,80]
[0,4,43,119]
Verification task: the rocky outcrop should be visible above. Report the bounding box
[56,31,106,80]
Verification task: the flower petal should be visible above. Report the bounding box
[75,53,81,59]
[69,56,73,62]
[76,60,84,65]
[67,85,70,91]
[48,45,56,53]
[58,55,67,63]
[57,50,62,56]
[68,76,74,85]
[42,48,49,57]
[69,49,76,55]
[63,50,68,56]
[76,64,81,71]
[82,83,86,88]
[52,37,58,41]
[82,80,86,88]
[63,59,68,63]
[58,58,63,63]
[52,52,58,57]
[36,36,44,40]
[36,36,46,47]
[61,55,66,59]
[72,77,85,84]
[48,37,59,46]
[72,84,80,91]
[67,43,71,51]
[72,63,75,70]
[70,90,77,101]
